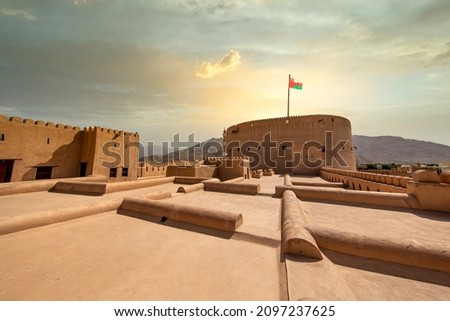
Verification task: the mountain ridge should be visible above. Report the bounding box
[141,135,450,165]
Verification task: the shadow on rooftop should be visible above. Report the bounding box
[323,249,450,287]
[304,199,450,223]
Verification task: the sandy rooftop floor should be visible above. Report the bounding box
[0,174,449,300]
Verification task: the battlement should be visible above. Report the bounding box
[235,114,348,125]
[83,126,139,137]
[1,115,82,131]
[0,114,138,136]
[227,114,351,132]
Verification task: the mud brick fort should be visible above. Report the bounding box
[0,113,449,300]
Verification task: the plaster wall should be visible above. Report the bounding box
[166,165,218,178]
[217,158,251,181]
[81,126,139,180]
[0,115,83,181]
[138,161,167,177]
[0,115,139,182]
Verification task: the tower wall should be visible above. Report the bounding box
[224,114,356,175]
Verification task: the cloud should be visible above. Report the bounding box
[170,0,244,14]
[196,50,241,79]
[429,44,450,66]
[72,0,105,6]
[0,7,35,20]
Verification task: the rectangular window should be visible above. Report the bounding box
[79,162,87,177]
[0,134,4,141]
[0,160,14,182]
[35,166,53,180]
[122,167,128,177]
[109,168,117,178]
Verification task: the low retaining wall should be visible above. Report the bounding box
[281,190,322,259]
[143,191,172,200]
[203,181,260,195]
[0,176,107,196]
[177,183,204,194]
[275,185,421,209]
[320,167,409,193]
[173,176,212,185]
[52,177,175,195]
[120,197,243,232]
[291,181,343,188]
[309,226,450,273]
[406,170,450,213]
[177,178,220,194]
[54,181,107,195]
[224,176,246,183]
[284,175,293,186]
[0,199,122,235]
[105,177,175,193]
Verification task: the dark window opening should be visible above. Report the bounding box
[321,146,325,152]
[36,166,53,180]
[0,134,4,141]
[47,138,50,144]
[0,160,14,182]
[79,162,87,177]
[109,168,117,177]
[122,167,128,177]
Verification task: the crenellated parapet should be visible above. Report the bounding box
[320,167,409,193]
[83,125,139,137]
[1,115,82,132]
[227,114,351,133]
[1,114,139,137]
[203,156,249,165]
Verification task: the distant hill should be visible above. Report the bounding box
[166,137,223,161]
[353,135,450,164]
[145,138,223,162]
[142,135,450,165]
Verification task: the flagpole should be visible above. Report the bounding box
[287,74,290,117]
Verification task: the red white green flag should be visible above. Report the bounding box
[289,77,303,90]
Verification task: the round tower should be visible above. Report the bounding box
[224,114,356,175]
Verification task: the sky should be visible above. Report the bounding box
[0,0,449,146]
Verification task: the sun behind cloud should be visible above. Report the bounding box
[196,50,241,79]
